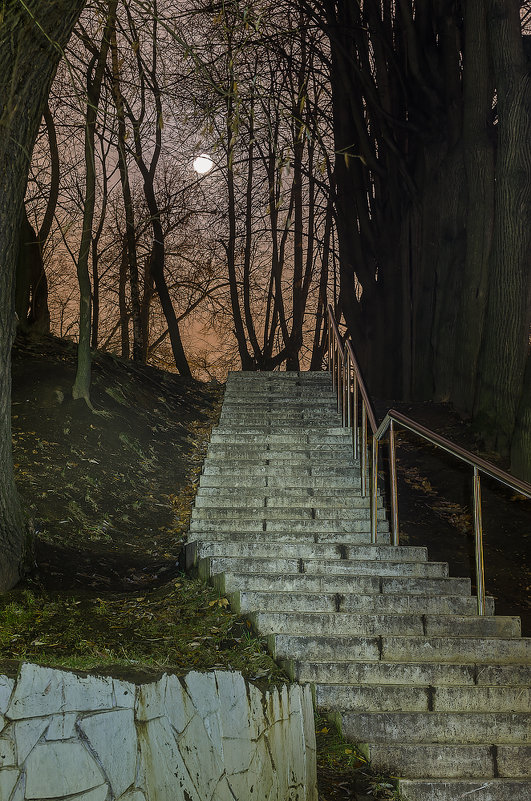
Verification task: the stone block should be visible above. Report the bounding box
[25,741,105,798]
[78,708,136,797]
[163,674,194,735]
[136,675,166,721]
[0,676,14,716]
[7,664,115,719]
[176,711,224,800]
[14,717,48,762]
[0,734,15,767]
[182,673,222,756]
[138,716,200,801]
[45,712,77,740]
[0,768,19,800]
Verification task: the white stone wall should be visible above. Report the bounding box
[0,663,317,801]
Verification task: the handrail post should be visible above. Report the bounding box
[327,316,332,376]
[371,436,378,543]
[473,467,486,615]
[346,356,351,428]
[341,348,348,426]
[331,333,336,393]
[389,420,399,546]
[361,405,368,497]
[352,379,359,459]
[338,344,342,414]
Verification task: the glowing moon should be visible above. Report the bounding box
[193,153,214,174]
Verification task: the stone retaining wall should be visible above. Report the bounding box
[0,663,317,801]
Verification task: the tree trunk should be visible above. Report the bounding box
[0,0,86,591]
[473,0,531,454]
[110,23,143,362]
[119,235,130,359]
[452,0,494,414]
[72,0,118,404]
[511,350,531,482]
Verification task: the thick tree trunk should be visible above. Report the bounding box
[511,350,531,482]
[452,0,494,414]
[473,0,531,454]
[0,0,85,591]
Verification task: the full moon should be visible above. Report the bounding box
[193,154,214,174]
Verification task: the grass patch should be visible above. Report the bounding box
[0,578,287,683]
[315,714,403,800]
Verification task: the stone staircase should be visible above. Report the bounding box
[184,371,531,801]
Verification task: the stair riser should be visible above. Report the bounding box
[191,508,385,522]
[205,449,356,462]
[190,530,388,545]
[190,520,389,534]
[199,476,363,489]
[189,542,426,562]
[199,556,446,578]
[219,415,341,424]
[232,590,492,617]
[369,744,531,779]
[398,779,531,800]
[217,423,344,432]
[194,495,376,509]
[214,572,470,596]
[210,434,354,445]
[251,611,520,639]
[316,684,530,713]
[287,660,529,687]
[339,711,531,744]
[267,520,390,533]
[194,490,385,510]
[270,634,531,664]
[201,465,361,477]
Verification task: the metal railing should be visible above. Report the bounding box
[327,304,531,615]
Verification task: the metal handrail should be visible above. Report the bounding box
[327,306,379,540]
[327,305,531,616]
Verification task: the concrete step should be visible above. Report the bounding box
[269,633,531,664]
[188,528,387,545]
[195,487,367,502]
[219,412,341,422]
[198,555,446,579]
[397,778,530,801]
[214,426,350,437]
[212,571,471,596]
[250,610,520,639]
[190,507,383,522]
[230,589,492,617]
[220,397,339,406]
[189,519,389,535]
[316,682,529,712]
[368,743,531,779]
[198,475,363,489]
[205,445,356,461]
[200,464,361,477]
[210,430,353,442]
[339,710,531,744]
[187,541,426,563]
[284,659,529,687]
[193,493,380,510]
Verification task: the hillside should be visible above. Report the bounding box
[4,334,398,801]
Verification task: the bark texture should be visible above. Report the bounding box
[0,0,85,590]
